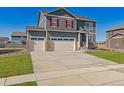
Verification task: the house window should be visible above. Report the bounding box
[50,18,59,27]
[65,19,74,28]
[67,19,72,28]
[52,18,57,27]
[85,22,94,30]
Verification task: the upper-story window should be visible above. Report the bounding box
[65,19,74,28]
[50,18,59,27]
[84,22,94,30]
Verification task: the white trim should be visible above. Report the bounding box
[45,16,46,29]
[50,37,75,41]
[78,32,81,50]
[86,34,89,48]
[107,36,124,39]
[30,36,45,40]
[109,33,124,39]
[110,36,124,39]
[39,16,45,26]
[80,27,94,34]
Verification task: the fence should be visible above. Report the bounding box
[0,43,27,49]
[0,43,5,48]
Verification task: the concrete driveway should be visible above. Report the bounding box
[31,51,124,86]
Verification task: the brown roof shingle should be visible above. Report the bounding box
[11,32,26,36]
[76,16,95,22]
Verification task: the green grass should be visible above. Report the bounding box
[87,50,124,64]
[97,44,106,49]
[10,81,37,86]
[0,54,33,78]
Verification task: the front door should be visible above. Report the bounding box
[81,34,86,47]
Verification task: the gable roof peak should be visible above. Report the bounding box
[47,7,78,19]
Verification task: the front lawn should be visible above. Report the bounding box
[0,54,33,78]
[87,50,124,64]
[10,81,37,86]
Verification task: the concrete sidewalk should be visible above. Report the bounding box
[1,64,124,85]
[1,51,124,86]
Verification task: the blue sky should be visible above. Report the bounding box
[0,7,124,41]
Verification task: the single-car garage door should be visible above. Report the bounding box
[51,37,75,51]
[31,37,44,51]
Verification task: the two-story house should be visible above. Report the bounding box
[26,8,96,51]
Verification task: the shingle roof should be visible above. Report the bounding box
[76,16,95,22]
[0,37,9,41]
[107,25,124,32]
[11,32,26,36]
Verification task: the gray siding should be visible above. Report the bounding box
[29,31,78,41]
[77,20,96,33]
[49,31,77,40]
[46,16,77,31]
[29,31,46,37]
[48,9,75,18]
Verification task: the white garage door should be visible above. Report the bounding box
[55,41,74,51]
[51,37,75,51]
[31,37,44,51]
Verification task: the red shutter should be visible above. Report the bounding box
[56,18,59,27]
[71,20,74,28]
[50,18,52,26]
[65,19,68,28]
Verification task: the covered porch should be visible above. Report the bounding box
[77,29,96,50]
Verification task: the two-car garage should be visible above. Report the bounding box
[31,37,75,51]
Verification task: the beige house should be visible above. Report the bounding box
[106,25,124,49]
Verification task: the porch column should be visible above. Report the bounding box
[86,33,88,48]
[78,32,81,50]
[46,29,48,41]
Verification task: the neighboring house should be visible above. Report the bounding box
[26,8,96,51]
[0,37,10,48]
[0,37,9,44]
[11,32,27,44]
[106,25,124,49]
